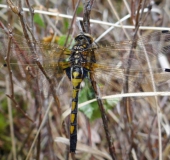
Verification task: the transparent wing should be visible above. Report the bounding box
[89,64,170,94]
[84,30,170,96]
[93,30,170,69]
[0,28,72,97]
[0,28,71,63]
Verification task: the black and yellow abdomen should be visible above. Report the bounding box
[69,66,83,152]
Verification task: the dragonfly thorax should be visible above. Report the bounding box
[69,51,86,66]
[69,34,94,66]
[74,34,93,49]
[65,34,94,82]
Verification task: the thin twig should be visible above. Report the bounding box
[25,97,54,160]
[5,28,14,97]
[107,0,130,39]
[1,22,34,122]
[81,1,117,159]
[64,0,81,47]
[122,0,149,158]
[90,74,117,160]
[5,29,17,160]
[6,94,34,122]
[135,1,163,159]
[82,0,94,34]
[26,0,34,33]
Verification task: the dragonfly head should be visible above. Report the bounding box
[75,33,93,45]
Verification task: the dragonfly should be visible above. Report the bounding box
[0,28,170,153]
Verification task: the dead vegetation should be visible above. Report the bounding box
[0,0,170,160]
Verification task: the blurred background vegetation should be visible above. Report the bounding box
[0,0,170,160]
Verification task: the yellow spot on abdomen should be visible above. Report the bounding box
[70,114,76,123]
[70,125,75,134]
[72,89,78,99]
[71,101,77,110]
[72,79,82,88]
